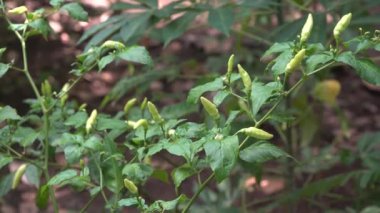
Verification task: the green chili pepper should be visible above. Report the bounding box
[239,127,273,140]
[300,14,313,43]
[226,54,235,83]
[333,13,352,40]
[123,98,137,115]
[200,96,220,120]
[8,6,28,14]
[86,110,98,134]
[147,101,164,123]
[140,97,148,111]
[124,178,138,194]
[12,164,27,189]
[285,49,306,75]
[238,64,252,94]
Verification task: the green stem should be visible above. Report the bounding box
[79,192,99,213]
[181,173,215,213]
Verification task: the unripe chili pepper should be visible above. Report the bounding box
[101,40,125,50]
[200,96,220,120]
[124,178,138,194]
[226,54,235,84]
[123,98,137,115]
[285,49,306,75]
[127,119,148,130]
[238,64,252,94]
[214,134,224,141]
[239,127,273,140]
[147,101,164,123]
[41,80,52,97]
[8,6,28,14]
[140,97,148,111]
[168,129,176,137]
[333,13,352,40]
[12,164,27,189]
[78,103,87,111]
[300,14,313,43]
[86,110,97,134]
[60,83,70,107]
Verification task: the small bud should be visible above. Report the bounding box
[214,134,224,141]
[124,178,138,194]
[8,6,28,15]
[200,97,220,120]
[239,127,273,140]
[86,110,98,134]
[333,13,352,40]
[123,98,137,115]
[285,49,306,75]
[238,64,252,94]
[41,80,52,97]
[300,14,313,43]
[147,101,164,123]
[168,129,176,137]
[12,164,27,189]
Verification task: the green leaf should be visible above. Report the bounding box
[96,117,126,131]
[61,3,88,21]
[122,163,153,184]
[147,194,188,212]
[83,136,103,151]
[176,123,205,138]
[0,155,12,170]
[36,184,50,210]
[49,0,64,7]
[262,42,292,57]
[0,63,10,78]
[187,77,224,104]
[161,12,197,46]
[48,169,77,186]
[64,145,83,164]
[151,169,169,183]
[271,50,293,75]
[165,138,193,161]
[172,164,196,189]
[161,102,198,119]
[305,52,333,73]
[64,111,88,128]
[25,164,41,187]
[0,173,14,197]
[120,13,151,43]
[98,54,115,71]
[118,197,139,207]
[0,106,21,121]
[250,82,281,117]
[208,6,234,36]
[213,90,229,106]
[13,127,39,147]
[204,136,239,182]
[28,19,52,38]
[336,51,380,85]
[117,46,152,65]
[239,142,289,163]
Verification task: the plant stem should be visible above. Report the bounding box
[79,192,99,213]
[182,173,215,213]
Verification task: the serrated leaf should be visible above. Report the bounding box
[250,82,281,117]
[204,136,239,182]
[36,184,49,210]
[117,46,152,65]
[62,3,88,21]
[187,77,224,104]
[336,51,380,85]
[0,106,21,121]
[48,169,77,186]
[208,6,234,36]
[0,63,10,78]
[239,142,289,163]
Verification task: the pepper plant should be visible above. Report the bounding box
[1,1,380,213]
